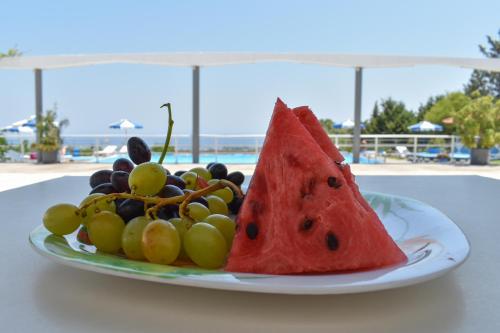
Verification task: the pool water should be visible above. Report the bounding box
[69,152,382,164]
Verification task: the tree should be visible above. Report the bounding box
[364,98,416,134]
[319,118,353,134]
[455,94,500,149]
[0,47,22,58]
[34,104,69,151]
[319,118,334,134]
[416,94,444,121]
[464,30,500,98]
[365,102,383,134]
[424,92,470,133]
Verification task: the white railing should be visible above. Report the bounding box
[1,133,468,163]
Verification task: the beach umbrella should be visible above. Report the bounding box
[1,125,35,157]
[1,125,34,133]
[12,115,36,128]
[334,119,354,129]
[109,119,143,137]
[408,121,443,132]
[333,119,365,129]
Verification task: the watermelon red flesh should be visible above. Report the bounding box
[292,106,372,212]
[292,106,345,163]
[225,99,406,275]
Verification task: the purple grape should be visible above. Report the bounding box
[117,199,145,223]
[208,163,228,179]
[90,183,117,195]
[228,196,244,215]
[113,158,134,173]
[89,170,112,188]
[226,171,245,187]
[165,175,186,190]
[111,171,130,193]
[127,137,151,164]
[157,185,184,198]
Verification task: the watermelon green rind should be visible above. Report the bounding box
[225,98,406,275]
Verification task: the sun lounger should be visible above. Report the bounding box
[4,150,24,162]
[96,145,117,156]
[119,145,128,154]
[450,147,470,162]
[395,146,410,158]
[490,147,500,160]
[416,147,443,162]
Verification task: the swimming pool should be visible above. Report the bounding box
[69,152,383,164]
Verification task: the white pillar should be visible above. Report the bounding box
[192,66,200,163]
[34,69,43,162]
[353,67,363,163]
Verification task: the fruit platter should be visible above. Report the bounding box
[30,100,470,294]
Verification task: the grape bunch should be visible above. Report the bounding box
[41,103,246,270]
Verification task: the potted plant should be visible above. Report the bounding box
[456,94,500,165]
[33,106,69,164]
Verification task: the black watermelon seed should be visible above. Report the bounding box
[326,232,339,251]
[246,223,259,240]
[301,219,314,231]
[327,176,342,189]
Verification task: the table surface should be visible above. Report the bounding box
[1,176,499,333]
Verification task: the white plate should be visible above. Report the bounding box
[30,191,470,295]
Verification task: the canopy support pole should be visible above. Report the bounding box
[34,69,43,163]
[352,67,363,164]
[192,66,200,163]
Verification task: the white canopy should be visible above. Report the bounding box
[4,52,499,164]
[1,53,500,71]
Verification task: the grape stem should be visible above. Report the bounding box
[158,103,174,165]
[177,179,243,225]
[78,179,243,223]
[78,193,167,217]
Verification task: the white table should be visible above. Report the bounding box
[1,176,498,332]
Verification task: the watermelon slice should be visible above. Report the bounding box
[292,106,372,212]
[225,99,406,275]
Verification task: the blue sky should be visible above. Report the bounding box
[0,0,499,135]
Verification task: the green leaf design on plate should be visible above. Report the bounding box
[363,192,391,216]
[394,198,421,212]
[30,226,228,279]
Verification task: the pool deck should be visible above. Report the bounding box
[1,162,499,192]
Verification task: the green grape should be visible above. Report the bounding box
[180,171,198,190]
[207,179,219,186]
[189,167,212,181]
[43,203,82,236]
[184,222,227,269]
[206,195,229,215]
[212,187,234,204]
[122,216,150,260]
[186,202,210,222]
[79,193,116,226]
[142,219,180,264]
[88,211,125,254]
[129,162,167,196]
[203,214,236,248]
[169,217,190,260]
